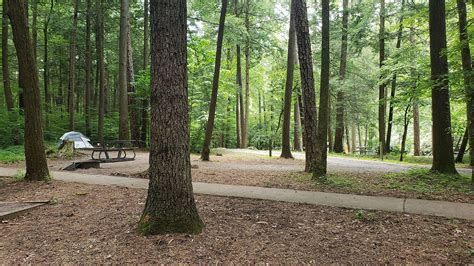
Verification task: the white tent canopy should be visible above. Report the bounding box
[59,131,94,149]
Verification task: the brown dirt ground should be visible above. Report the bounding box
[1,152,472,203]
[0,178,473,264]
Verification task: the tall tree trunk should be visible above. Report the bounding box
[429,0,457,174]
[455,129,468,163]
[399,105,410,162]
[413,100,421,156]
[67,0,79,131]
[127,17,140,144]
[43,0,54,129]
[281,0,296,159]
[201,0,228,161]
[313,0,330,178]
[385,0,405,153]
[236,45,242,148]
[140,0,149,146]
[294,0,317,172]
[241,0,250,148]
[351,120,356,153]
[139,0,204,235]
[334,0,348,154]
[294,95,303,151]
[456,0,473,171]
[378,0,386,157]
[119,0,130,140]
[32,0,37,60]
[97,0,106,142]
[327,96,333,152]
[85,0,92,136]
[2,0,14,111]
[7,0,49,181]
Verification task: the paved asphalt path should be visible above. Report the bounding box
[225,149,473,176]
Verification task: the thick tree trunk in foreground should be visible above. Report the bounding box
[139,0,204,235]
[97,0,106,142]
[313,0,330,178]
[294,0,318,172]
[281,0,296,159]
[67,0,79,131]
[7,0,49,181]
[385,0,405,153]
[201,0,228,161]
[456,0,473,171]
[119,0,130,141]
[429,0,457,174]
[378,0,386,157]
[334,0,348,154]
[2,1,14,111]
[85,0,92,136]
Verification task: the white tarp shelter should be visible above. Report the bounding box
[59,131,94,149]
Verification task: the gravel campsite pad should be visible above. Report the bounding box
[0,178,473,264]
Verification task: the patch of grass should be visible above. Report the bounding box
[354,210,375,222]
[383,168,473,195]
[12,170,25,182]
[286,172,362,190]
[329,152,471,168]
[0,145,25,163]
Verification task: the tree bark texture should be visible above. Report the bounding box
[294,0,318,172]
[281,0,296,159]
[97,0,106,142]
[2,0,14,111]
[139,0,204,235]
[85,0,92,136]
[378,0,386,157]
[67,0,79,131]
[313,0,330,178]
[429,0,457,174]
[7,0,49,181]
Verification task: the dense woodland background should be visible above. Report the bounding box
[0,0,472,160]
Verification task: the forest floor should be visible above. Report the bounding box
[0,178,473,264]
[1,149,472,203]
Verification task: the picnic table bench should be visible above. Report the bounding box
[63,140,138,171]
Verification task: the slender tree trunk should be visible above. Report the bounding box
[294,0,318,172]
[313,0,330,178]
[378,0,386,157]
[43,0,54,129]
[400,105,410,162]
[7,0,49,181]
[281,0,296,159]
[413,100,421,156]
[236,45,242,148]
[67,0,79,131]
[119,0,130,140]
[258,89,262,128]
[327,96,333,152]
[140,0,149,147]
[2,0,14,111]
[385,0,405,153]
[201,0,229,161]
[456,0,473,171]
[127,17,140,144]
[241,0,250,148]
[139,0,204,235]
[333,0,348,154]
[85,0,92,136]
[455,129,468,163]
[294,95,303,151]
[351,120,356,153]
[429,0,457,174]
[97,0,106,142]
[345,120,351,153]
